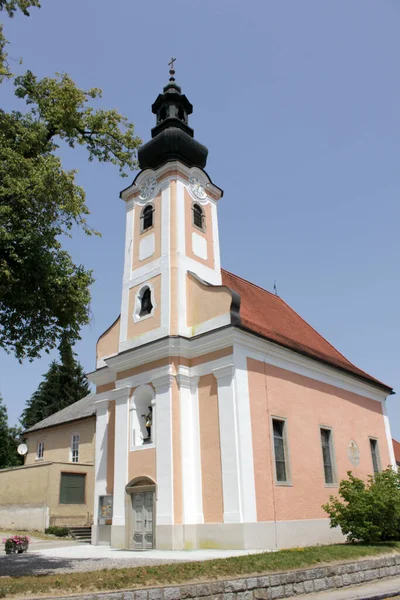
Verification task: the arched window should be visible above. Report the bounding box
[139,287,153,317]
[192,203,204,230]
[141,205,154,232]
[159,106,167,122]
[177,106,185,122]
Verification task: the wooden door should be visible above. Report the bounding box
[132,491,154,549]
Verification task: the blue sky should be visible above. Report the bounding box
[1,0,399,441]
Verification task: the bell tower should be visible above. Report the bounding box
[116,64,224,356]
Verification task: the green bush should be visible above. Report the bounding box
[323,467,400,543]
[45,526,69,537]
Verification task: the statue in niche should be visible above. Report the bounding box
[141,406,153,443]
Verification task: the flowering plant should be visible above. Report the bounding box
[2,535,30,554]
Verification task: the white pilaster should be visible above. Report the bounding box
[234,345,257,522]
[176,180,187,334]
[381,398,397,469]
[111,386,130,528]
[119,200,134,346]
[213,364,242,523]
[160,185,170,331]
[93,400,109,525]
[153,373,175,525]
[210,200,222,285]
[177,373,204,524]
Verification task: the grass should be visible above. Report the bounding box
[0,542,399,599]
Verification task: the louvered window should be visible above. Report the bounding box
[59,473,85,504]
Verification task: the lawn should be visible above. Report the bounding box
[0,542,399,598]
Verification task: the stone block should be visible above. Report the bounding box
[223,594,236,600]
[284,573,296,584]
[294,571,306,583]
[225,581,246,593]
[135,591,149,600]
[246,579,258,591]
[333,576,343,588]
[292,583,304,595]
[102,595,123,600]
[313,579,327,592]
[210,584,224,595]
[236,592,253,600]
[270,587,284,600]
[180,588,195,600]
[254,589,268,600]
[256,577,270,589]
[303,580,315,593]
[164,588,181,600]
[395,555,400,565]
[389,566,397,577]
[196,586,213,597]
[147,591,163,600]
[387,556,396,566]
[269,575,281,587]
[342,574,353,586]
[283,584,293,598]
[124,594,136,600]
[364,570,377,582]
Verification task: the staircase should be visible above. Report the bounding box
[68,526,92,543]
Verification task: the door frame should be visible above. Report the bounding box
[125,477,156,550]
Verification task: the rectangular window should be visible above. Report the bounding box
[37,441,44,459]
[370,438,381,473]
[71,434,80,463]
[321,428,335,484]
[59,473,86,504]
[272,418,289,483]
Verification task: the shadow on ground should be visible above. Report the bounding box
[0,552,109,576]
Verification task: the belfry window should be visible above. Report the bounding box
[139,287,153,317]
[159,106,167,122]
[141,205,154,232]
[193,203,204,230]
[177,106,185,122]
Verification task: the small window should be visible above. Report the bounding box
[192,203,204,230]
[321,428,336,484]
[71,434,80,463]
[370,439,381,474]
[159,106,167,122]
[60,473,86,504]
[37,442,44,460]
[139,287,153,317]
[272,418,289,483]
[141,205,154,232]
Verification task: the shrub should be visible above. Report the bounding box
[45,526,69,537]
[323,467,400,542]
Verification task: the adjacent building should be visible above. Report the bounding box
[0,395,95,531]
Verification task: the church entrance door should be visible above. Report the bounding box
[132,491,154,549]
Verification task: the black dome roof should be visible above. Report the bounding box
[138,77,208,170]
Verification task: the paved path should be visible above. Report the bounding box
[0,542,262,576]
[295,574,400,599]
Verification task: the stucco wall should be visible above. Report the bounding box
[25,417,95,465]
[0,461,94,530]
[248,358,391,523]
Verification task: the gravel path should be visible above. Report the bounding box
[0,550,186,576]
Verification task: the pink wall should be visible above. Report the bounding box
[248,358,390,522]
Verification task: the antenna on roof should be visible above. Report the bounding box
[273,281,278,296]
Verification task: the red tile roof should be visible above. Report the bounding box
[392,439,400,465]
[221,269,392,392]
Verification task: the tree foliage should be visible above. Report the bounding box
[0,393,23,468]
[20,335,90,430]
[0,1,141,360]
[323,468,400,543]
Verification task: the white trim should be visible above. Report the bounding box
[70,432,80,464]
[94,402,109,524]
[233,345,257,521]
[112,387,130,527]
[213,364,242,523]
[180,313,231,339]
[176,180,187,335]
[161,185,170,332]
[381,399,397,469]
[210,201,222,284]
[133,282,157,323]
[129,263,161,287]
[153,374,175,525]
[119,202,135,346]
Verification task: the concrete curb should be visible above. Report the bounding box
[21,553,400,600]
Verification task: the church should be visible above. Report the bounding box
[87,65,396,551]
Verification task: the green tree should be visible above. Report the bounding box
[323,468,400,543]
[0,394,23,468]
[20,336,91,430]
[0,1,141,361]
